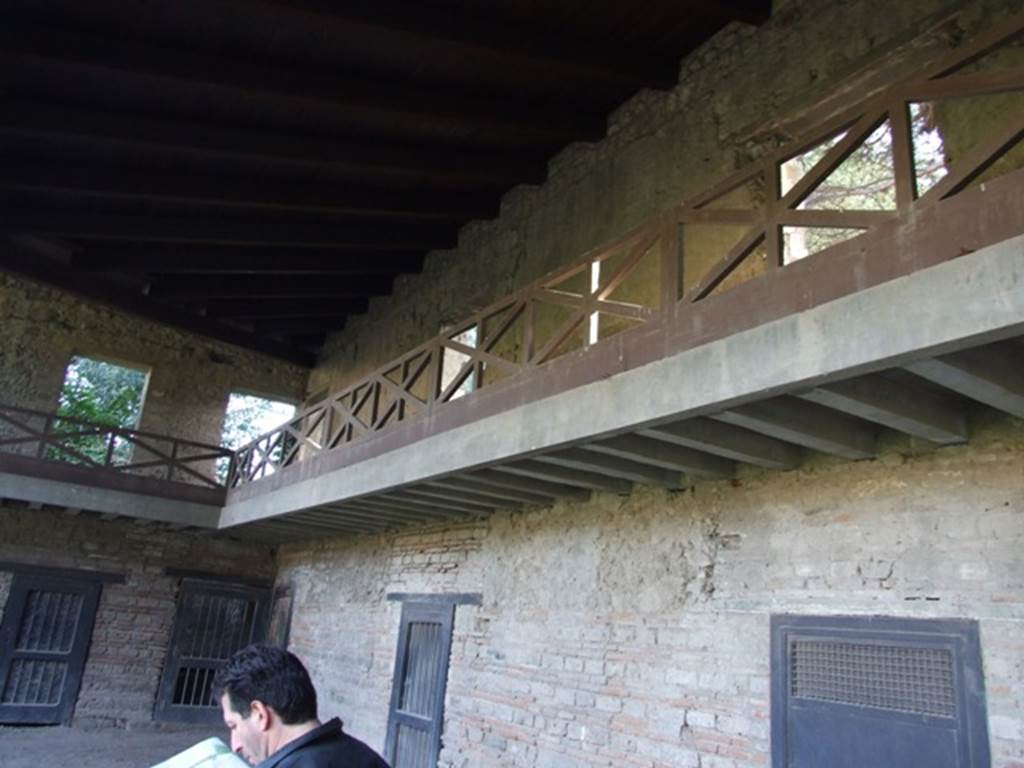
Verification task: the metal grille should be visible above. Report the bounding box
[399,621,443,717]
[1,660,68,705]
[15,591,83,652]
[170,593,259,708]
[790,639,956,718]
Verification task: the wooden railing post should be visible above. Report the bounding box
[37,414,53,459]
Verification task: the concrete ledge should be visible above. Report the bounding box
[219,235,1024,528]
[0,471,222,528]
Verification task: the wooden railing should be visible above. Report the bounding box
[230,13,1024,487]
[0,403,233,490]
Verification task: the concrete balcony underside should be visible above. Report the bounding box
[1,235,1021,540]
[217,235,1024,540]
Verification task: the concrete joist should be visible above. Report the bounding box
[385,491,492,516]
[798,374,969,444]
[460,470,591,502]
[401,484,519,511]
[906,344,1024,419]
[317,504,426,527]
[357,495,477,519]
[639,417,802,470]
[0,471,220,528]
[428,476,563,506]
[585,434,735,478]
[534,448,683,488]
[714,397,877,460]
[493,461,632,494]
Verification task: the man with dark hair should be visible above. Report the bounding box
[213,644,389,768]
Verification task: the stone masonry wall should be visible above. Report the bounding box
[276,414,1024,767]
[308,0,1020,396]
[0,505,275,727]
[0,271,307,447]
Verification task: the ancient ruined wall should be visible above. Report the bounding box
[308,0,1020,396]
[0,505,275,727]
[0,271,307,446]
[275,415,1024,767]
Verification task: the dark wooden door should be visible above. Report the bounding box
[0,574,102,724]
[384,601,456,768]
[154,579,269,724]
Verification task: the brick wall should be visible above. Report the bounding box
[0,505,275,727]
[275,414,1024,767]
[0,271,307,446]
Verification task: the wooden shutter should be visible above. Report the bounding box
[384,601,456,768]
[0,573,102,724]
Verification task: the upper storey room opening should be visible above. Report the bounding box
[0,0,772,367]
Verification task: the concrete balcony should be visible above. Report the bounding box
[0,405,228,529]
[3,18,1024,541]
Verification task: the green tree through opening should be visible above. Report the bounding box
[54,356,148,465]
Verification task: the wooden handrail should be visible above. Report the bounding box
[221,12,1023,487]
[0,403,234,489]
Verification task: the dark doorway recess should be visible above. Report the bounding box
[384,600,457,768]
[0,572,103,725]
[771,614,990,768]
[155,579,270,724]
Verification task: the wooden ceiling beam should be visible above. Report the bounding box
[688,0,772,26]
[1,164,498,220]
[200,299,369,320]
[0,102,548,186]
[70,248,425,275]
[5,20,602,141]
[1,210,458,249]
[0,237,316,366]
[271,0,684,91]
[250,318,347,336]
[147,275,395,300]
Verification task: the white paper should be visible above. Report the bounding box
[150,737,249,768]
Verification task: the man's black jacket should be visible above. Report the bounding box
[255,718,390,768]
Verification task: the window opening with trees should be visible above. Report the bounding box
[219,393,296,480]
[53,355,149,465]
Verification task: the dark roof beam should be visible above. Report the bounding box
[0,102,548,186]
[5,21,602,141]
[274,0,685,91]
[2,211,458,249]
[71,248,425,275]
[0,237,315,366]
[1,164,497,220]
[200,299,368,320]
[147,275,395,301]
